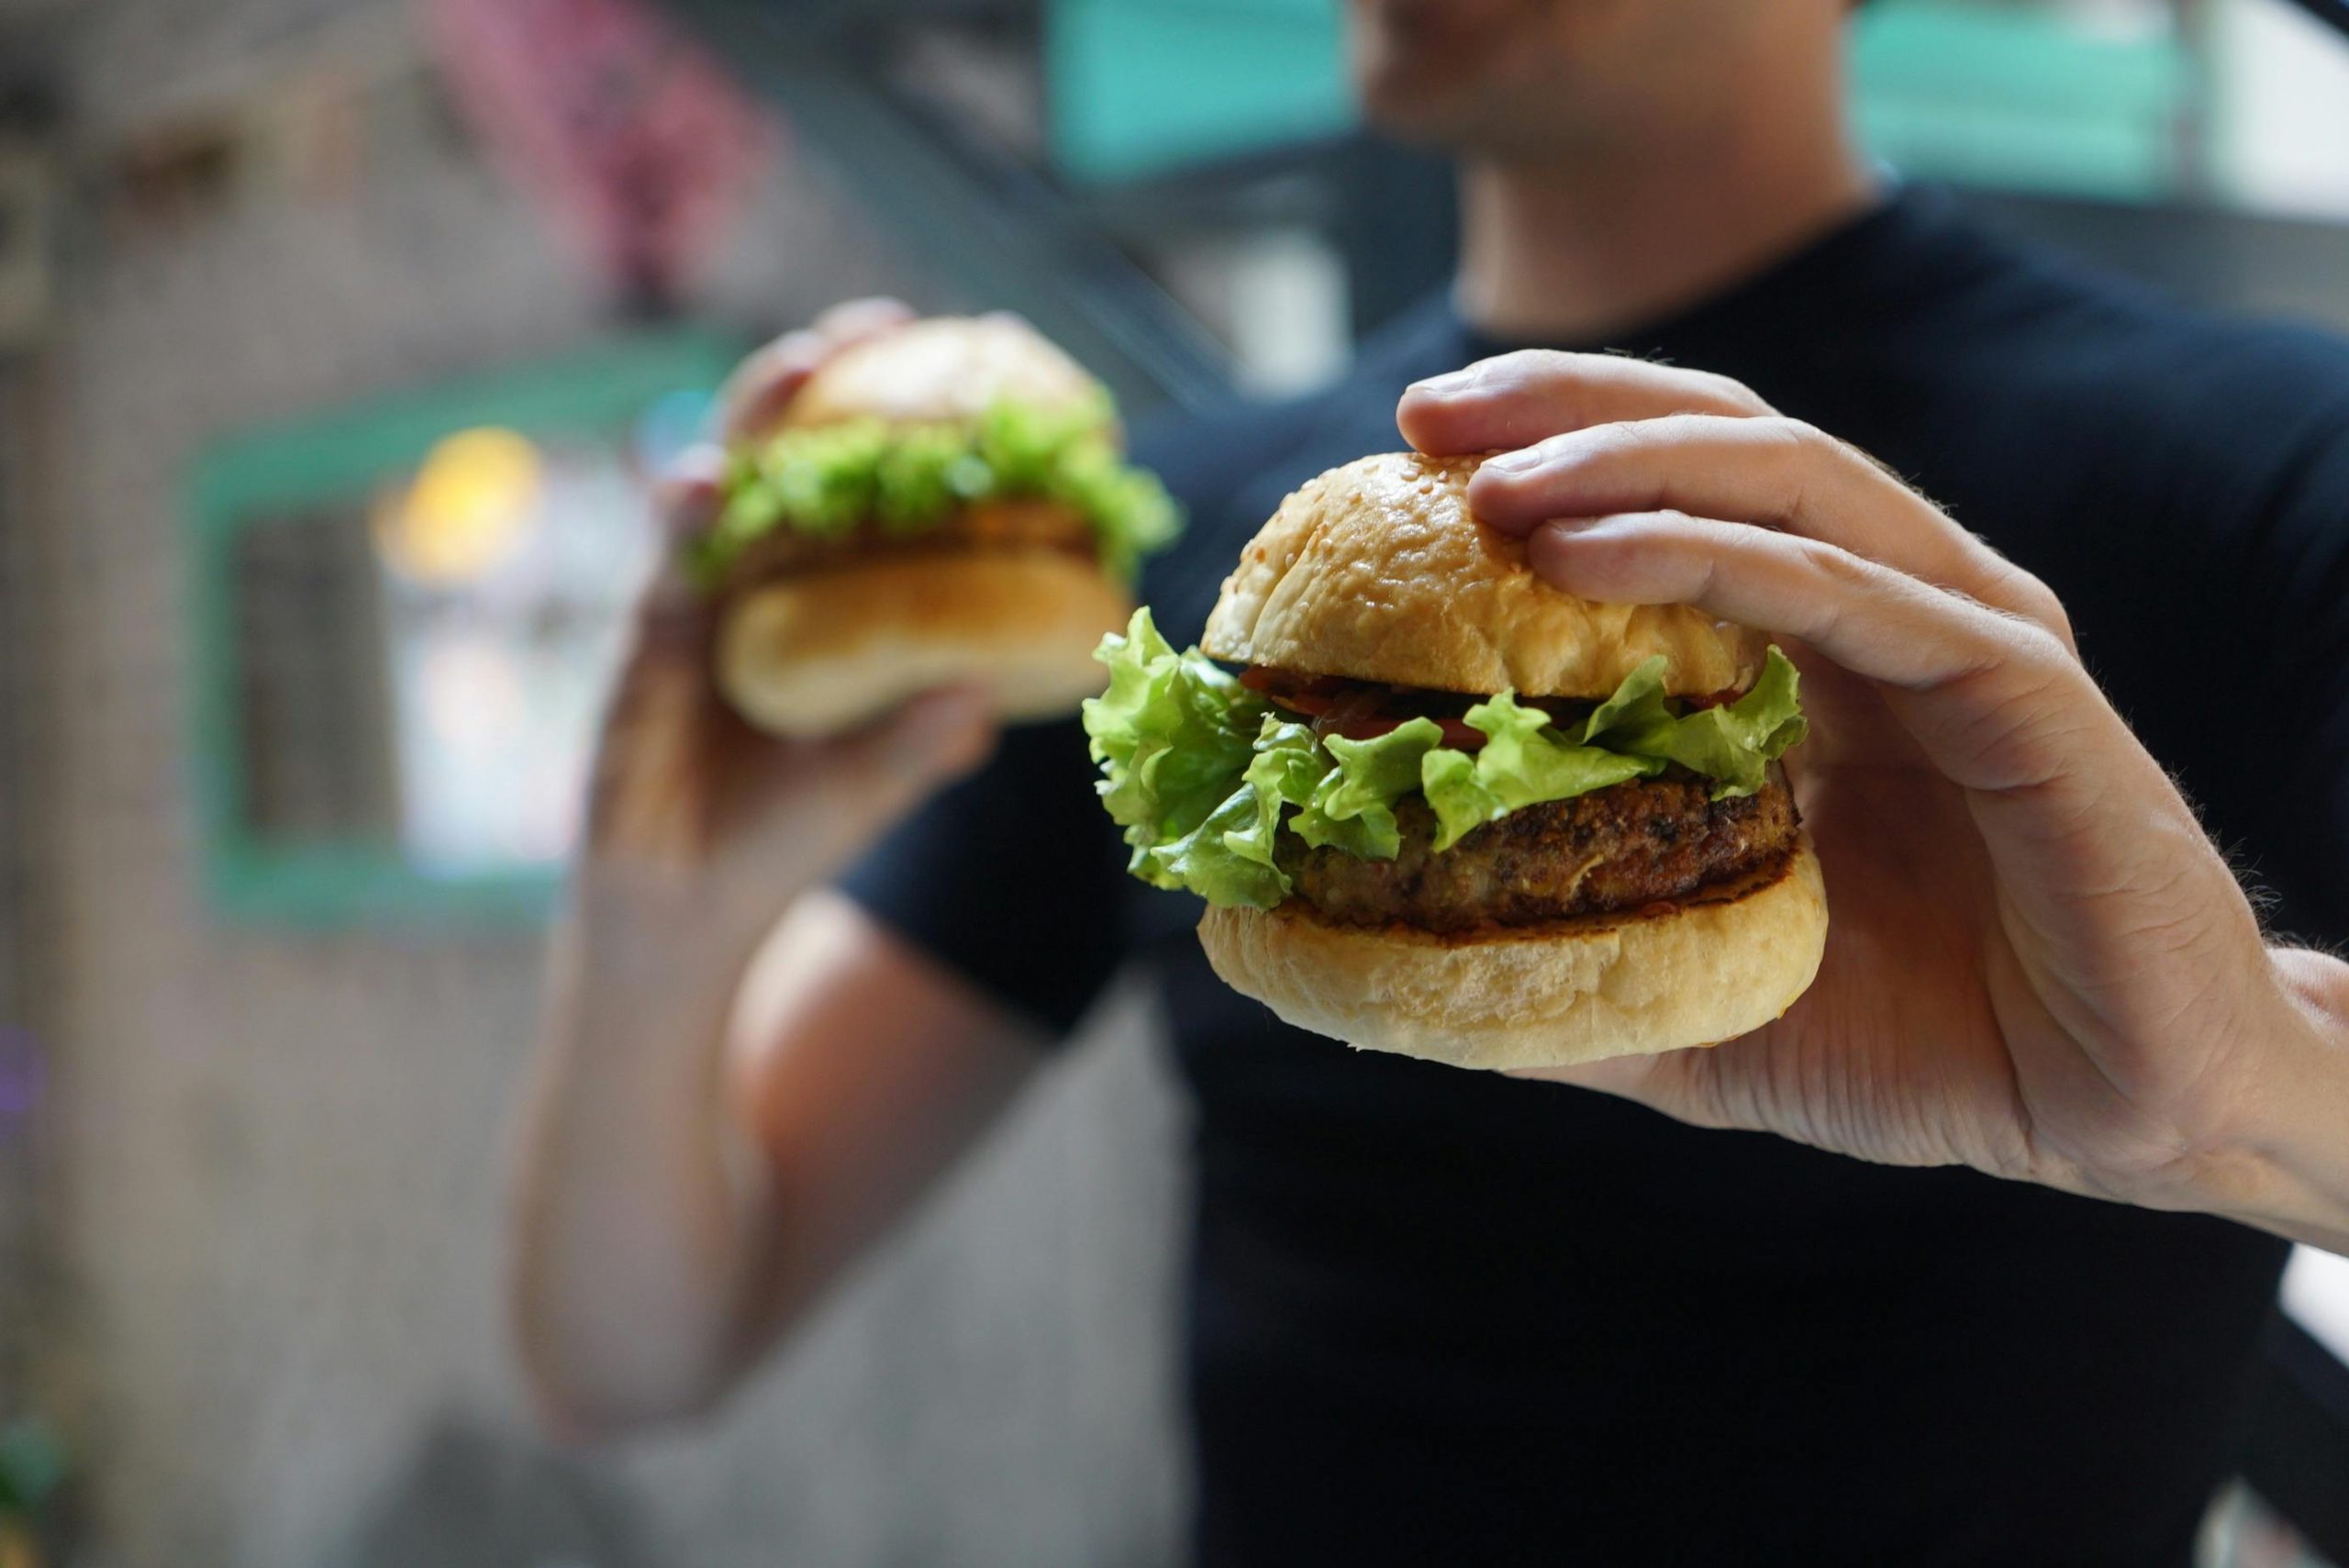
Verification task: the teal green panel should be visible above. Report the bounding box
[1046,0,2189,202]
[1048,0,1354,184]
[1854,0,2189,201]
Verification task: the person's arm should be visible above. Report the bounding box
[1400,352,2349,1255]
[515,888,1039,1438]
[507,304,1035,1438]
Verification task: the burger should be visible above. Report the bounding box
[1082,451,1827,1071]
[686,314,1181,736]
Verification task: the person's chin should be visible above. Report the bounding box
[1352,59,1486,148]
[1356,86,1543,159]
[1348,31,1573,150]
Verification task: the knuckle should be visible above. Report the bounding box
[749,329,821,379]
[1574,417,1652,457]
[2005,617,2084,685]
[1794,531,1872,589]
[815,296,911,339]
[1767,417,1834,461]
[1527,420,1656,493]
[1938,612,2083,723]
[2007,569,2076,647]
[1474,348,1566,388]
[1746,418,1827,506]
[1695,369,1773,415]
[1953,662,2090,793]
[1486,349,1629,404]
[1645,410,1720,444]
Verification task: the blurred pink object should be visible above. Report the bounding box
[418,0,774,309]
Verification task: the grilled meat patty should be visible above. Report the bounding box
[719,497,1093,591]
[1279,771,1798,933]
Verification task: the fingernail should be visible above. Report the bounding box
[1408,369,1480,397]
[1481,449,1541,475]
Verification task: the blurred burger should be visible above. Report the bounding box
[688,314,1180,737]
[1083,451,1826,1070]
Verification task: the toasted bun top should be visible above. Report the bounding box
[779,315,1113,435]
[1201,451,1765,698]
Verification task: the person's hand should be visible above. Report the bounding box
[1398,352,2349,1238]
[585,299,996,930]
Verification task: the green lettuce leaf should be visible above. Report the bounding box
[1135,783,1286,910]
[1082,609,1288,906]
[1292,718,1445,859]
[1221,717,1326,872]
[1083,609,1257,847]
[1080,610,1809,908]
[692,394,1182,588]
[874,425,993,531]
[1421,691,1663,851]
[1577,648,1807,797]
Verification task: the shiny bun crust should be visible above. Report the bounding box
[779,315,1113,434]
[1202,451,1765,698]
[717,550,1131,738]
[1197,839,1827,1071]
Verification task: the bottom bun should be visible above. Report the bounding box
[1197,838,1828,1071]
[717,550,1131,738]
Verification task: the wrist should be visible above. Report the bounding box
[2190,949,2349,1251]
[566,856,798,995]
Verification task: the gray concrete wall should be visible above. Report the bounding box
[17,3,1189,1562]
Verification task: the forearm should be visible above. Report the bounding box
[508,881,781,1438]
[2203,947,2349,1255]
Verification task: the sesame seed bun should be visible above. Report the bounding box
[1195,450,1825,1069]
[1203,451,1765,698]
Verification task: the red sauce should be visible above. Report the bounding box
[1245,667,1493,750]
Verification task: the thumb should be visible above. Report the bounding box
[773,684,1001,845]
[854,684,1001,788]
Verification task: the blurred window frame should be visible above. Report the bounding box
[184,328,738,929]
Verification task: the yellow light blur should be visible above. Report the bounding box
[375,427,542,584]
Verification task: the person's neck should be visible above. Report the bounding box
[1455,95,1878,343]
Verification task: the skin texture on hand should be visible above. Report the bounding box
[1399,352,2349,1253]
[584,297,996,927]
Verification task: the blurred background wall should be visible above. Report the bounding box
[0,3,1188,1565]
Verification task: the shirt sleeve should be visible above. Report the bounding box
[834,715,1134,1036]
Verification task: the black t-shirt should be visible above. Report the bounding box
[841,186,2349,1567]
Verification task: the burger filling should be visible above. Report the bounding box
[703,497,1098,587]
[1082,608,1808,926]
[686,396,1181,592]
[1281,776,1798,932]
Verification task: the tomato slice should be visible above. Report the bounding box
[1245,669,1495,750]
[1434,717,1486,750]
